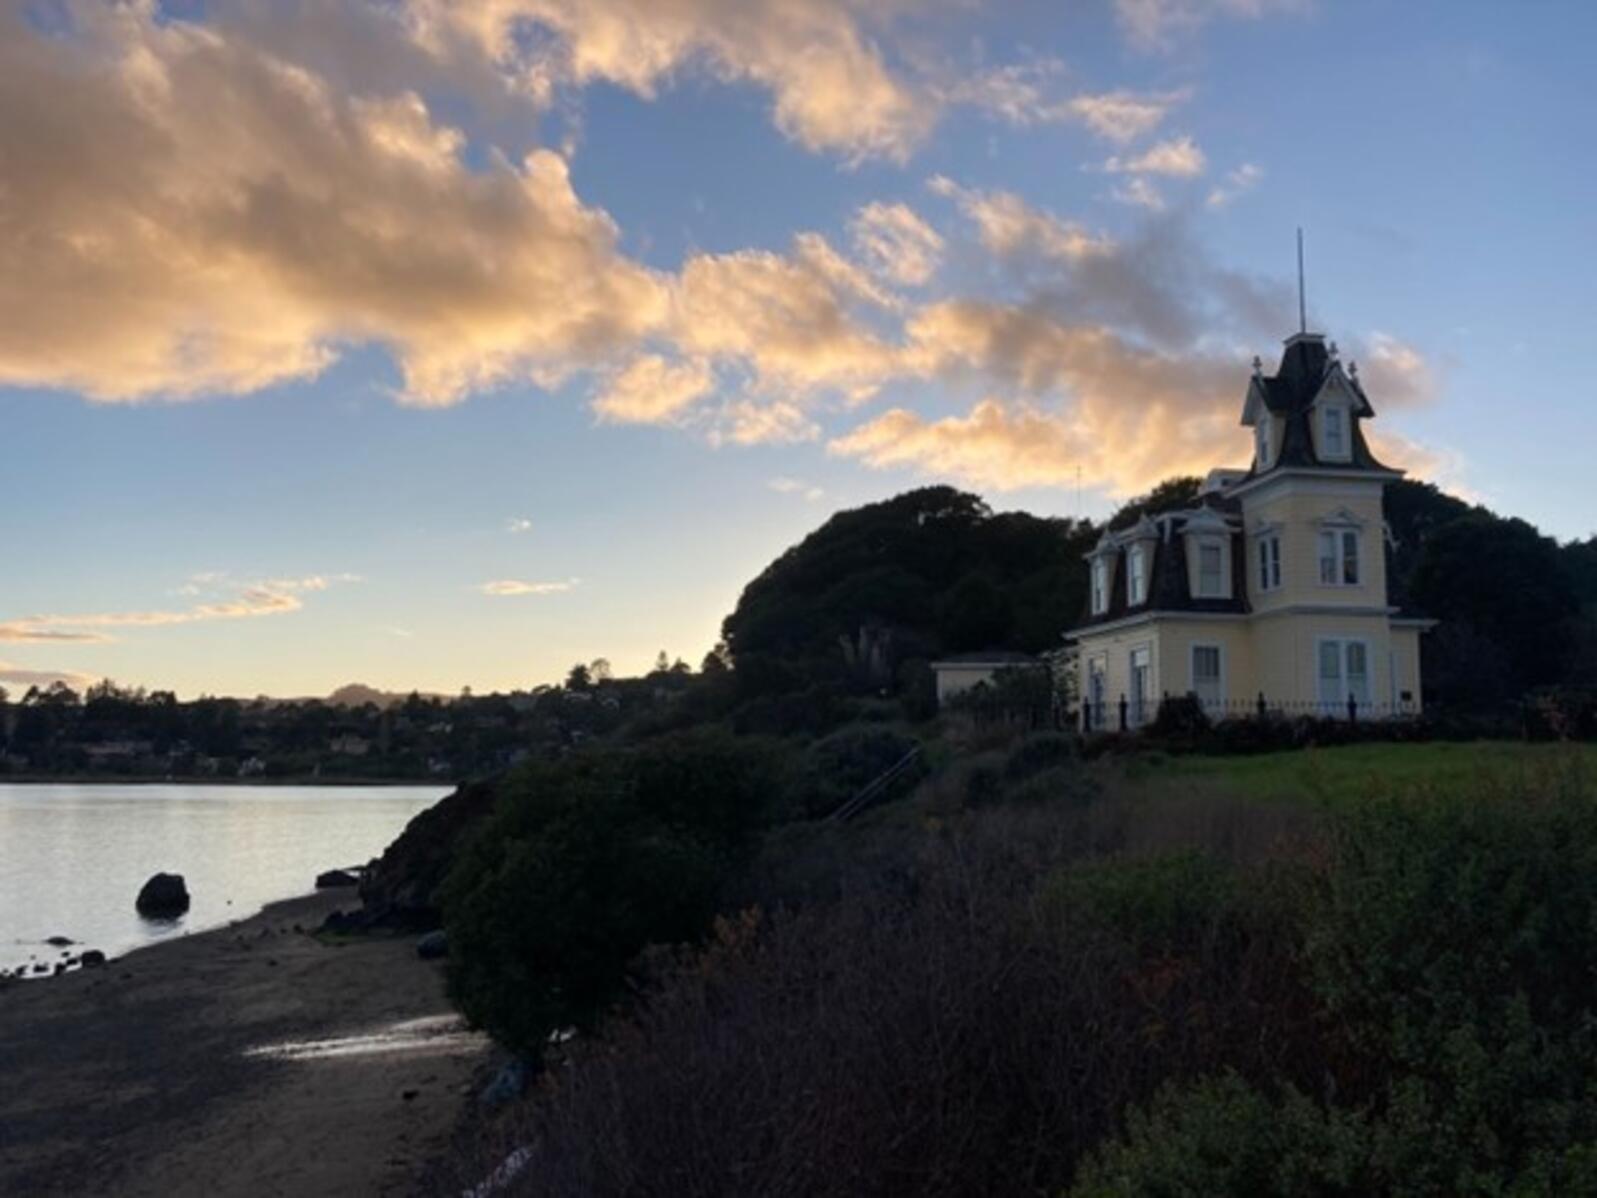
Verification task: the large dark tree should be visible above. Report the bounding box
[1410,513,1580,697]
[1107,476,1203,530]
[720,487,1095,697]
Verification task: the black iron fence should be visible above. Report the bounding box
[1080,692,1422,733]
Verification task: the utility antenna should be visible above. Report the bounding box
[1296,227,1307,334]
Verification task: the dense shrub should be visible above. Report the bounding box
[1148,693,1211,738]
[787,725,922,819]
[1302,788,1597,1190]
[962,761,1004,808]
[1002,731,1077,781]
[1068,1073,1372,1197]
[471,803,1316,1198]
[440,730,783,1055]
[1004,764,1094,807]
[1046,852,1247,954]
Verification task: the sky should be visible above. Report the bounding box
[3,0,1595,699]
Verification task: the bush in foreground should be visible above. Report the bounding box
[440,729,782,1055]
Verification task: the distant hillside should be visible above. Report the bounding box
[323,684,442,709]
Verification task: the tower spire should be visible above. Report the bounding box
[1296,227,1307,335]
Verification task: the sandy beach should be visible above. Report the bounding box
[0,891,487,1197]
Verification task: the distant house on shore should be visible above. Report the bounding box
[1069,327,1435,728]
[329,733,371,757]
[930,651,1042,707]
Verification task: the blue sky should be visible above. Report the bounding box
[3,0,1594,698]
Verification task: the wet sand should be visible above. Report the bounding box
[0,891,487,1196]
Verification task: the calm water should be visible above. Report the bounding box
[0,783,446,973]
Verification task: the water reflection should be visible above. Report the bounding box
[245,1014,484,1062]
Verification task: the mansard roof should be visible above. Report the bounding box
[1241,332,1397,477]
[1075,501,1249,629]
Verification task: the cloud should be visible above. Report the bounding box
[1207,162,1263,208]
[0,626,112,645]
[945,64,1187,143]
[1113,177,1166,211]
[407,0,931,162]
[768,476,826,501]
[929,178,1112,264]
[593,354,715,425]
[1102,136,1206,177]
[1114,0,1307,50]
[479,578,580,596]
[932,184,1287,350]
[849,202,944,287]
[1357,332,1436,408]
[0,3,667,404]
[1060,89,1191,143]
[869,301,1250,493]
[506,518,534,534]
[670,237,900,403]
[834,294,1446,498]
[0,574,354,644]
[707,399,821,446]
[0,663,98,692]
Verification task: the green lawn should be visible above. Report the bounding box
[1115,740,1597,805]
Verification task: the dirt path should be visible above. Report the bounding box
[0,891,487,1197]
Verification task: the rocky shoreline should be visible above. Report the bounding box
[0,889,488,1196]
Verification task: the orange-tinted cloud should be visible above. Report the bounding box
[593,355,715,425]
[0,4,666,404]
[479,578,580,596]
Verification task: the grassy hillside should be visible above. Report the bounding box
[432,739,1597,1196]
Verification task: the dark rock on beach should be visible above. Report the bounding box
[315,868,360,890]
[80,950,107,968]
[415,930,447,960]
[136,873,191,917]
[45,936,74,947]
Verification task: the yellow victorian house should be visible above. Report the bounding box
[1070,329,1433,728]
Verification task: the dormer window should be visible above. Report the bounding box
[1255,412,1272,469]
[1197,542,1224,597]
[1128,544,1148,605]
[1091,557,1110,615]
[1321,405,1348,460]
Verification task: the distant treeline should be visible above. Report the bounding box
[8,478,1595,778]
[0,664,700,781]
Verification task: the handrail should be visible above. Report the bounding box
[827,746,921,824]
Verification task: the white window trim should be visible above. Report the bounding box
[1091,557,1110,614]
[1316,527,1362,588]
[1190,643,1226,715]
[1128,544,1147,606]
[1255,412,1272,470]
[1128,641,1154,727]
[1256,533,1282,593]
[1315,636,1372,713]
[1195,537,1228,598]
[1318,403,1351,462]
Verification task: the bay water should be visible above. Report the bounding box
[0,783,445,973]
